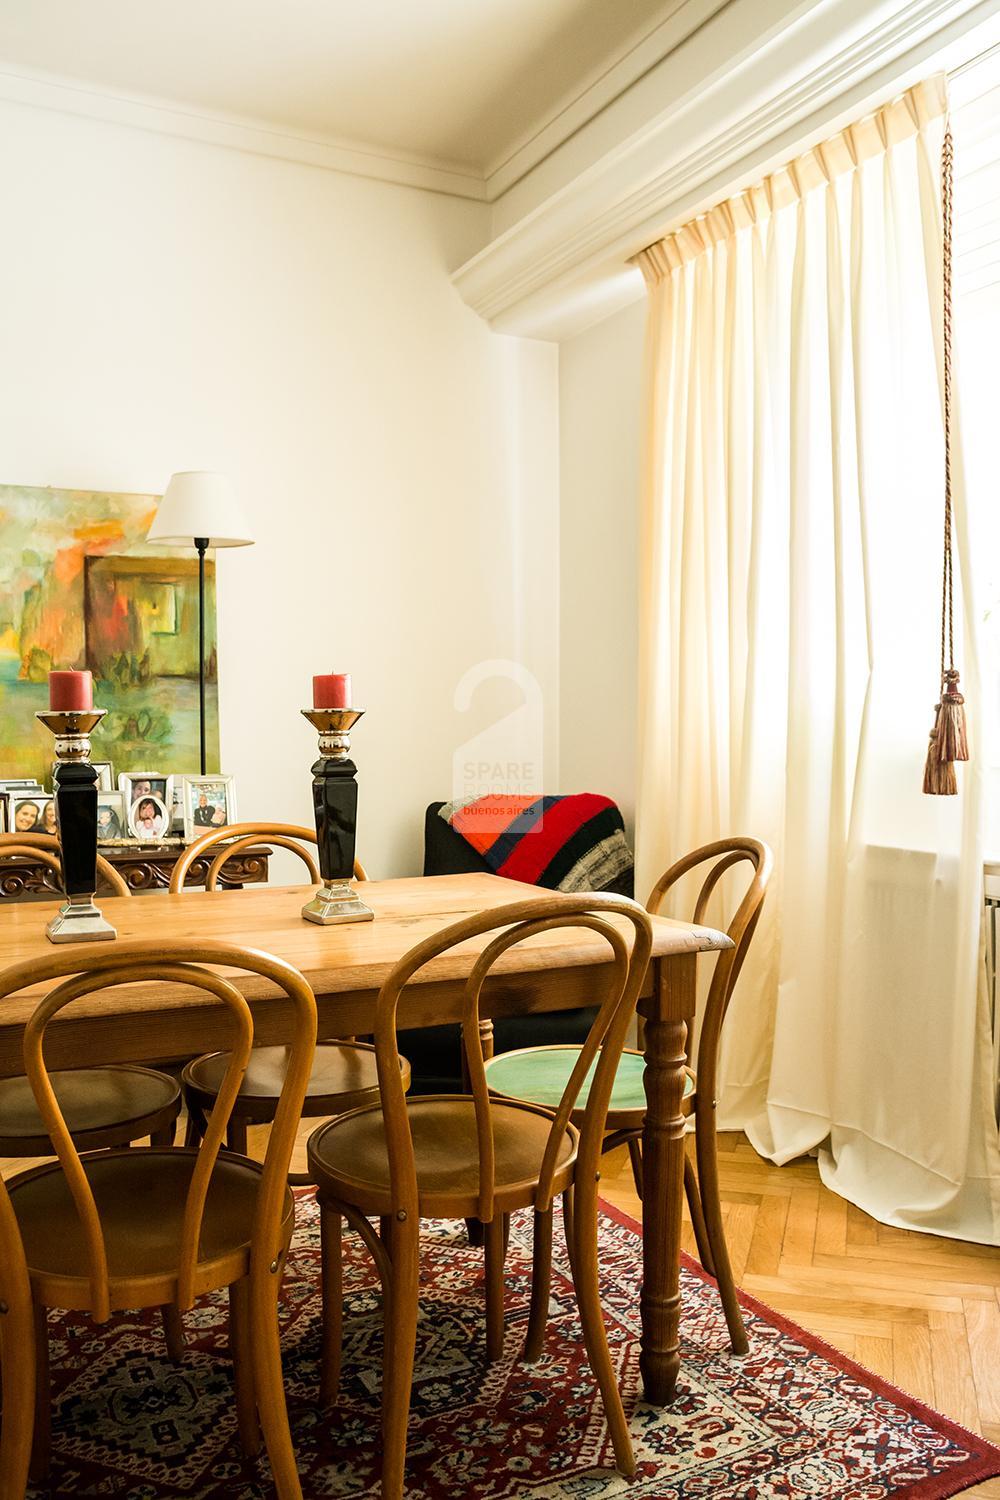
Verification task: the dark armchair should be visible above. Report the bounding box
[400,800,633,1093]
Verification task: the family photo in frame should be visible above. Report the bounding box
[181,775,237,842]
[9,793,55,836]
[96,791,126,842]
[118,773,174,843]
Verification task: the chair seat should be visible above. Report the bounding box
[308,1094,578,1218]
[0,1065,181,1155]
[484,1046,695,1127]
[183,1041,411,1123]
[6,1147,293,1311]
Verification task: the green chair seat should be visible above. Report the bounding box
[483,1046,694,1117]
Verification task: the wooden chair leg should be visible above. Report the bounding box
[524,1205,552,1362]
[569,1176,635,1477]
[183,1110,203,1149]
[320,1202,343,1407]
[626,1136,644,1200]
[379,1215,394,1254]
[229,1279,262,1457]
[484,1216,506,1362]
[150,1122,176,1148]
[161,1304,186,1361]
[463,1032,491,1253]
[28,1304,50,1485]
[563,1186,576,1277]
[380,1225,419,1500]
[0,1289,35,1500]
[684,1151,716,1276]
[226,1118,249,1155]
[248,1257,303,1500]
[695,1111,748,1354]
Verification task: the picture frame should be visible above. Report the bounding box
[92,761,114,792]
[9,793,56,837]
[118,772,174,817]
[96,791,127,843]
[0,782,44,832]
[128,791,171,842]
[181,774,237,842]
[169,775,193,834]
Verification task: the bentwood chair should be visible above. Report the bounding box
[171,824,408,1178]
[307,892,653,1500]
[485,837,772,1355]
[0,938,317,1497]
[0,834,183,1157]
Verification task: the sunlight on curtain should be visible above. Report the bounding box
[635,77,1000,1243]
[953,52,1000,1124]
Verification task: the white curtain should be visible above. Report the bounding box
[636,76,1000,1244]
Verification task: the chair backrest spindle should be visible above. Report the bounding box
[169,822,366,892]
[372,894,653,1225]
[647,838,772,1106]
[0,940,317,1319]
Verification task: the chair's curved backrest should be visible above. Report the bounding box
[647,838,772,1108]
[169,822,367,892]
[0,831,130,898]
[0,940,317,1320]
[373,893,653,1225]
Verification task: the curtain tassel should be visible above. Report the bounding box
[923,670,969,796]
[922,123,969,796]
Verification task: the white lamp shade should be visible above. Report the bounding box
[147,471,254,548]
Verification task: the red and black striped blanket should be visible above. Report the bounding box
[437,793,633,895]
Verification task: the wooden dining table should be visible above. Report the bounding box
[0,871,730,1407]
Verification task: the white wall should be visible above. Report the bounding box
[558,297,645,835]
[0,98,559,877]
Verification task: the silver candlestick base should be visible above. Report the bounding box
[302,879,375,926]
[35,708,117,944]
[45,894,118,944]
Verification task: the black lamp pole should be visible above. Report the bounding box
[195,536,209,776]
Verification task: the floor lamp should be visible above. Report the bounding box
[146,471,253,775]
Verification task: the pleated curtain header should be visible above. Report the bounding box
[636,75,948,283]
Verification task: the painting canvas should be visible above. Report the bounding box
[0,486,219,780]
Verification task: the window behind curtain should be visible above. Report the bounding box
[952,55,1000,797]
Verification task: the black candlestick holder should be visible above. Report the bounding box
[300,707,374,925]
[35,709,117,943]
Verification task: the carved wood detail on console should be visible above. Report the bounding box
[0,847,271,901]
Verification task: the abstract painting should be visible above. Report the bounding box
[0,485,219,780]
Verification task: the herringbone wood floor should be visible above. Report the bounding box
[598,1131,1000,1498]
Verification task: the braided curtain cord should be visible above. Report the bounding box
[923,122,970,796]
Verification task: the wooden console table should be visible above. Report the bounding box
[0,844,271,900]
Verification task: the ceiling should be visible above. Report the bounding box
[0,0,679,178]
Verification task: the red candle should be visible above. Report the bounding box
[49,670,93,711]
[312,672,352,709]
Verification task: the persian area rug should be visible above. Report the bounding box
[28,1193,1000,1499]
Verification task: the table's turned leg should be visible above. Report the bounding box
[639,952,695,1405]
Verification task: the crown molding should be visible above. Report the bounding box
[0,64,488,201]
[482,0,728,199]
[454,0,1000,336]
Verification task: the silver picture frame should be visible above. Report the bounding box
[181,774,237,842]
